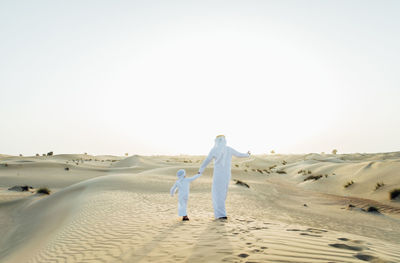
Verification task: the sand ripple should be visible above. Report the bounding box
[20,190,400,263]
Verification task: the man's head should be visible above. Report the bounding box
[177,169,186,178]
[215,135,227,146]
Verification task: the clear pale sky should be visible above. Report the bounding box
[1,1,399,156]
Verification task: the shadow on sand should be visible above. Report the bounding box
[186,219,234,262]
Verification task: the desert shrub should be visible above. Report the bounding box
[344,181,354,188]
[276,170,286,174]
[244,169,248,172]
[8,185,32,191]
[324,174,328,178]
[234,164,239,168]
[375,182,385,190]
[19,154,23,157]
[332,149,338,154]
[84,152,88,155]
[36,153,40,156]
[366,206,380,213]
[234,179,250,188]
[42,154,46,156]
[269,164,277,169]
[304,175,323,181]
[125,153,129,156]
[389,189,400,200]
[270,150,275,154]
[37,187,51,195]
[47,151,53,156]
[4,163,8,167]
[65,167,69,171]
[298,169,312,176]
[282,160,287,165]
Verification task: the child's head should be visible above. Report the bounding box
[177,169,186,178]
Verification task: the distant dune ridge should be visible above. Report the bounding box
[0,152,400,262]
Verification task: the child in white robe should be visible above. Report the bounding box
[170,169,201,221]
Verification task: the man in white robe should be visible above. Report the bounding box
[197,135,250,219]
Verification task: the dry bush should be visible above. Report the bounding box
[389,189,400,200]
[344,180,354,188]
[375,182,385,190]
[332,149,338,155]
[304,175,323,181]
[234,179,250,188]
[298,169,312,176]
[37,187,51,195]
[366,206,380,213]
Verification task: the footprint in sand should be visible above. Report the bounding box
[287,228,326,237]
[329,243,363,251]
[354,253,387,262]
[300,233,322,237]
[306,227,328,233]
[286,228,301,232]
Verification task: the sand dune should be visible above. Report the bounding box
[1,153,400,262]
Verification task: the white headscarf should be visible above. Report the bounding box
[177,169,186,178]
[176,169,186,187]
[213,135,227,166]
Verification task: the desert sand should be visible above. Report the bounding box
[0,152,400,263]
